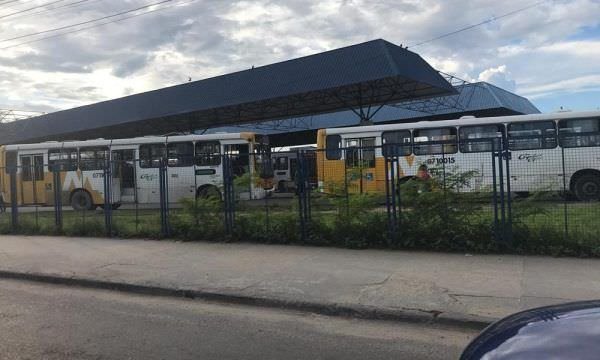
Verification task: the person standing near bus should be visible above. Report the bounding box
[417,164,431,181]
[416,164,432,193]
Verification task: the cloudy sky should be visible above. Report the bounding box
[0,0,598,116]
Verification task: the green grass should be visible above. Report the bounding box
[0,196,598,257]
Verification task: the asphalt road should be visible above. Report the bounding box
[0,279,477,360]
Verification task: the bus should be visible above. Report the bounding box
[272,146,317,192]
[316,110,600,201]
[0,132,271,210]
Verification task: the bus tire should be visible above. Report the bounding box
[196,185,221,200]
[572,172,600,201]
[71,190,94,211]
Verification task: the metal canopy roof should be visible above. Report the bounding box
[0,39,455,145]
[206,82,540,146]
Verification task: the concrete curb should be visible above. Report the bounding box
[0,270,494,330]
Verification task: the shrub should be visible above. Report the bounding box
[170,197,225,241]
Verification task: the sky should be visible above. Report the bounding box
[0,0,598,117]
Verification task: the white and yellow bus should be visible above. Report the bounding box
[0,132,271,210]
[317,110,600,201]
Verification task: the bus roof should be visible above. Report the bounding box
[3,132,255,151]
[322,110,600,136]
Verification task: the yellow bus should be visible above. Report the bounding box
[316,110,600,201]
[0,132,271,210]
[0,139,121,210]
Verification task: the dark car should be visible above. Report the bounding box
[461,300,600,359]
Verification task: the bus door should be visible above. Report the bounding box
[166,142,196,202]
[273,154,291,191]
[194,141,223,198]
[112,149,136,203]
[137,143,165,204]
[19,154,45,204]
[290,157,298,181]
[224,143,251,198]
[345,137,377,194]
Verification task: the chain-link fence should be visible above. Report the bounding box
[1,144,598,256]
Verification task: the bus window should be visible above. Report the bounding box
[195,141,221,166]
[508,121,557,150]
[382,130,411,157]
[345,138,375,168]
[459,125,504,153]
[79,147,109,171]
[413,127,457,155]
[20,156,32,181]
[167,142,194,167]
[362,138,375,167]
[325,135,341,160]
[345,139,359,167]
[558,118,600,148]
[34,155,44,180]
[20,155,44,181]
[139,144,166,168]
[273,156,288,170]
[49,148,78,171]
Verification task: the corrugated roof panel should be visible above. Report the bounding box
[0,39,456,144]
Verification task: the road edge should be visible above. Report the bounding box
[0,270,493,330]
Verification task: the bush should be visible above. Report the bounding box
[170,197,224,241]
[3,166,599,258]
[395,167,497,253]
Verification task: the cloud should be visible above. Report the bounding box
[478,65,516,92]
[0,0,598,113]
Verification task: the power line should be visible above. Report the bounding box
[0,0,20,5]
[0,0,68,19]
[2,0,97,22]
[407,0,551,48]
[0,0,197,50]
[0,0,172,44]
[0,0,23,7]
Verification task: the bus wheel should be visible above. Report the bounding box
[573,174,600,201]
[71,190,93,211]
[197,185,221,200]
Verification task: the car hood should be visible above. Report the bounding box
[461,300,600,359]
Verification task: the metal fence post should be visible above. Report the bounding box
[222,155,235,236]
[343,149,349,216]
[104,164,112,237]
[384,155,397,242]
[491,144,499,241]
[158,159,170,237]
[296,150,310,242]
[561,146,569,242]
[52,170,63,232]
[9,169,18,231]
[502,134,513,243]
[497,143,507,243]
